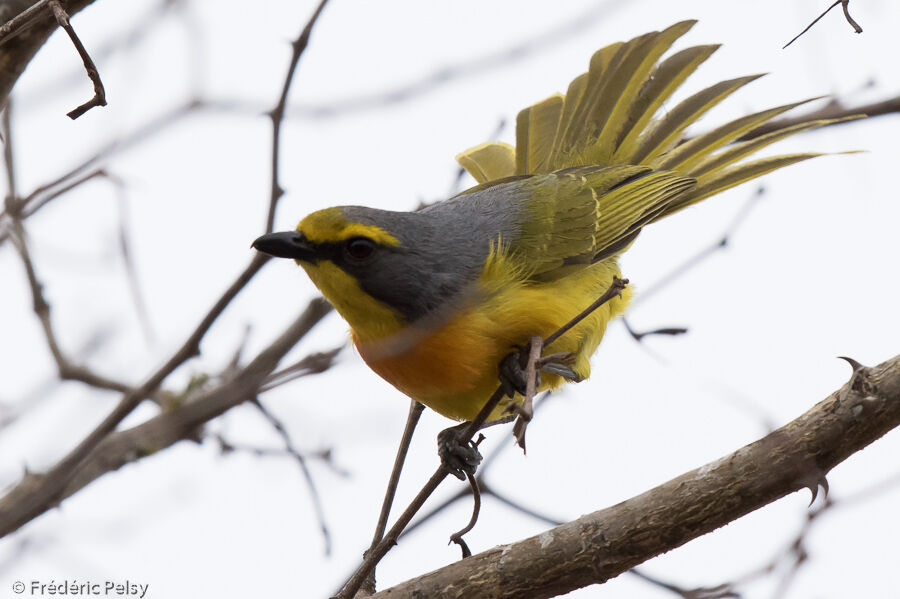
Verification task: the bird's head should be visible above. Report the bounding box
[253,206,483,343]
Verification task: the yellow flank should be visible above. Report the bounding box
[299,207,400,246]
[355,246,631,422]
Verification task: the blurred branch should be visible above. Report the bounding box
[741,96,899,141]
[3,100,130,393]
[371,352,900,598]
[0,297,333,535]
[250,396,332,555]
[284,0,628,120]
[0,253,274,538]
[8,219,133,392]
[113,178,157,346]
[631,186,766,308]
[259,345,342,392]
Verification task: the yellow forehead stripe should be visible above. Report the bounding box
[298,208,399,247]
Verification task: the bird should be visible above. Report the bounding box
[253,21,855,444]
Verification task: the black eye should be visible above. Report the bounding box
[344,237,376,262]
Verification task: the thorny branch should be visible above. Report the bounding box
[371,352,900,598]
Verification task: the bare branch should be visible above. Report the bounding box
[0,253,275,538]
[47,0,106,119]
[372,352,900,598]
[8,220,133,393]
[265,0,330,234]
[0,298,333,535]
[0,0,103,105]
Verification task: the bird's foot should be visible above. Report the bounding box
[538,352,582,382]
[438,424,484,481]
[498,347,538,398]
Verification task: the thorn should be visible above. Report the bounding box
[838,356,872,393]
[837,355,866,373]
[805,474,830,506]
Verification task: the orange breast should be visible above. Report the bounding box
[354,308,506,421]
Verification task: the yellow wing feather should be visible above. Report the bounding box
[456,23,856,243]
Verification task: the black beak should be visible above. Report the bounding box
[252,231,317,261]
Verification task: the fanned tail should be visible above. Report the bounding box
[456,20,861,224]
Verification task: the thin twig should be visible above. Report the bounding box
[631,187,765,308]
[628,569,738,599]
[3,101,131,394]
[9,220,134,393]
[265,0,330,234]
[259,346,341,392]
[623,320,689,342]
[250,397,332,555]
[113,177,156,346]
[448,465,482,559]
[358,401,425,594]
[286,0,627,120]
[481,481,563,528]
[544,277,628,347]
[47,0,106,119]
[214,434,348,476]
[784,0,863,49]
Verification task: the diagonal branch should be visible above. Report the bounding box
[784,0,863,50]
[372,352,900,598]
[0,253,272,538]
[0,297,333,536]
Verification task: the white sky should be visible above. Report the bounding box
[2,0,899,597]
